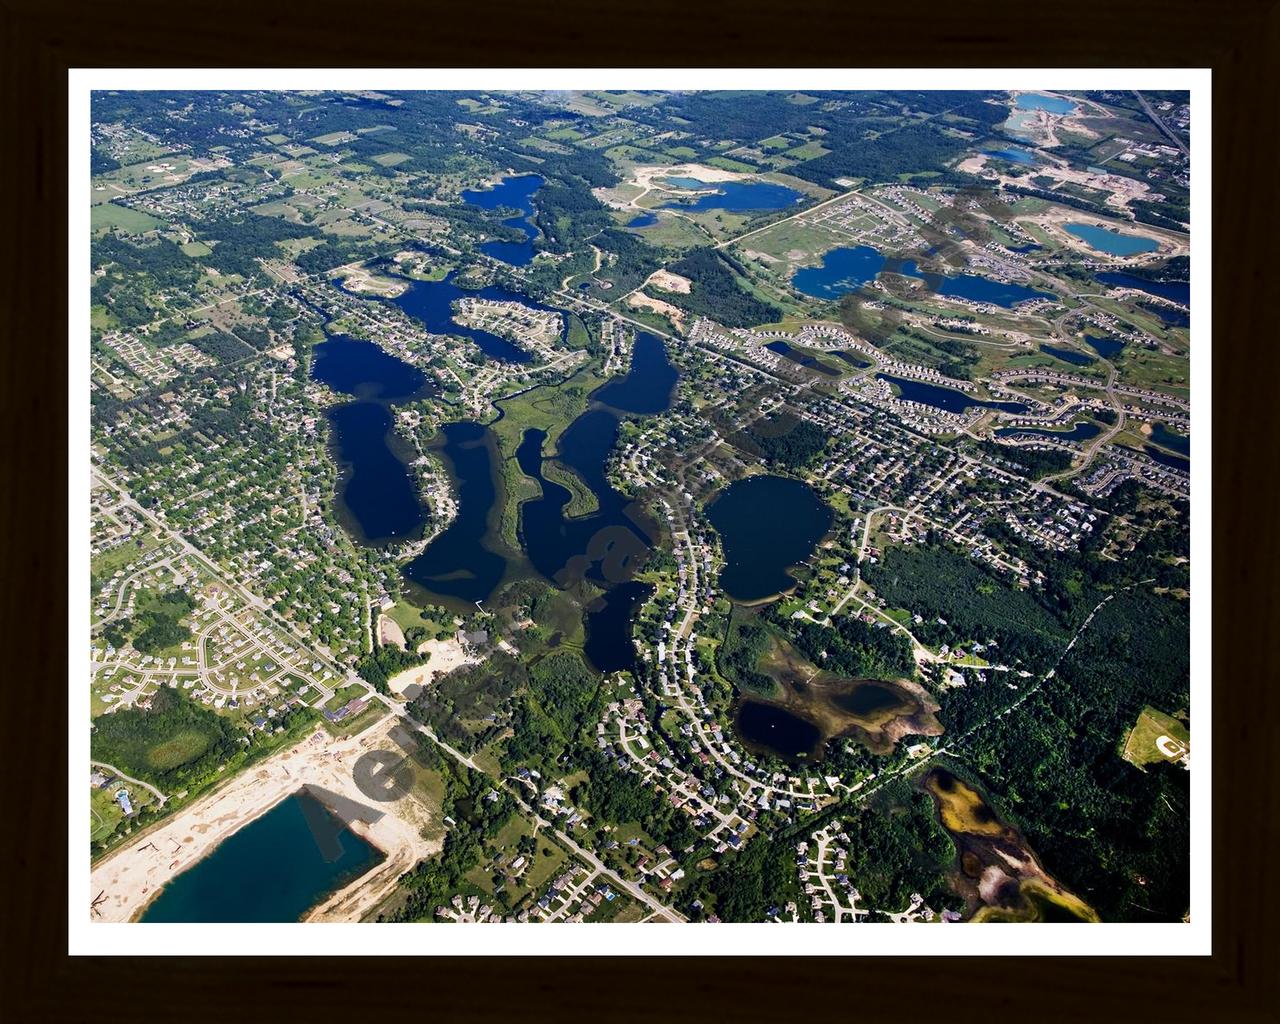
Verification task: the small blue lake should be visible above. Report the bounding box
[1083,333,1126,359]
[660,178,804,213]
[627,211,658,228]
[1065,222,1159,256]
[764,340,840,376]
[1142,303,1190,328]
[983,147,1038,166]
[1143,445,1190,472]
[1150,422,1190,456]
[462,174,544,266]
[996,420,1101,443]
[1096,271,1190,307]
[1039,343,1095,367]
[1017,93,1077,114]
[879,374,1030,415]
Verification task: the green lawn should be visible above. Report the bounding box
[1122,706,1190,768]
[91,202,163,236]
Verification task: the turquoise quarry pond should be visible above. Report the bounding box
[1006,92,1077,137]
[982,146,1038,166]
[1065,222,1159,256]
[659,177,803,213]
[140,790,383,923]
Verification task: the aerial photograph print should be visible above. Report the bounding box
[80,76,1200,946]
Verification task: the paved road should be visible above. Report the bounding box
[1133,91,1189,158]
[379,698,684,922]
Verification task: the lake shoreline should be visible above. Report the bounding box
[90,717,437,923]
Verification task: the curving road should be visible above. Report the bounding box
[90,761,167,807]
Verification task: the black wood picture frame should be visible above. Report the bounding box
[3,0,1275,1019]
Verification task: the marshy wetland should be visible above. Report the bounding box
[922,767,1098,923]
[732,630,942,763]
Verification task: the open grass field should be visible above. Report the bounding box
[91,683,242,785]
[1122,705,1190,768]
[786,141,831,160]
[146,728,212,771]
[310,130,358,146]
[91,534,162,584]
[91,202,163,235]
[523,839,571,890]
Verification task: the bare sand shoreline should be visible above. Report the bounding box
[90,715,437,923]
[386,635,479,698]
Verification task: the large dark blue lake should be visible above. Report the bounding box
[385,271,567,364]
[736,701,822,762]
[517,412,653,590]
[592,331,679,414]
[311,334,436,545]
[878,374,1030,415]
[660,177,804,213]
[462,173,544,266]
[791,245,886,300]
[584,580,654,673]
[312,333,430,401]
[327,402,424,543]
[791,246,1053,307]
[515,334,677,661]
[140,790,383,923]
[402,421,510,607]
[708,475,832,603]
